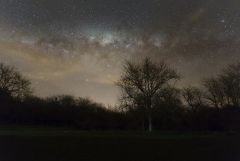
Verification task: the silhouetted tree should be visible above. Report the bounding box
[117,57,179,132]
[202,62,240,108]
[182,86,204,112]
[203,78,225,108]
[153,86,184,130]
[154,86,182,107]
[219,63,240,107]
[0,63,31,101]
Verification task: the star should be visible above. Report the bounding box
[220,19,225,23]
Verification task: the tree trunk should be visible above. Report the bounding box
[147,99,153,132]
[148,110,152,132]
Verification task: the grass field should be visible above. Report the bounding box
[0,127,239,161]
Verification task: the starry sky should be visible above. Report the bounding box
[0,0,240,105]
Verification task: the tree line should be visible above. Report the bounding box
[1,58,240,131]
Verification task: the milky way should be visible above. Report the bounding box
[0,0,240,105]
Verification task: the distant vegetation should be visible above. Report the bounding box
[1,58,240,132]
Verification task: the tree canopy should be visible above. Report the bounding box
[117,57,179,131]
[0,63,32,100]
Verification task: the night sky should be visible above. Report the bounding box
[0,0,240,105]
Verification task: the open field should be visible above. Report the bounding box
[0,128,239,161]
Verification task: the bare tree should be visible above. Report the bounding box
[219,63,240,107]
[203,62,240,107]
[0,63,32,100]
[182,86,204,112]
[117,57,179,132]
[203,78,225,108]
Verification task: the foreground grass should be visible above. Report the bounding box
[0,127,239,161]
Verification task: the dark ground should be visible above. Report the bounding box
[0,127,239,161]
